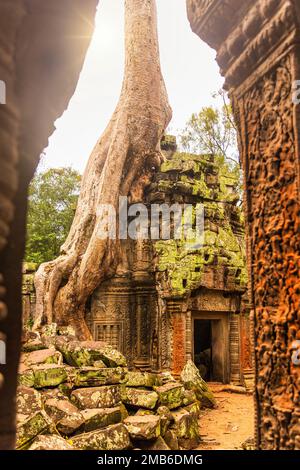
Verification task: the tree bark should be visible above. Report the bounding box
[34,0,172,338]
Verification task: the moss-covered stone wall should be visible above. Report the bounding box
[148,138,247,298]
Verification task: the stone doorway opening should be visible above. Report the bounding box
[194,319,212,381]
[192,313,230,384]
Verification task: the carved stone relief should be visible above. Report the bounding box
[187,0,300,449]
[238,55,300,449]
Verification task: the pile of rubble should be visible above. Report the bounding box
[17,325,215,450]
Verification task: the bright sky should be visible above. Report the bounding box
[40,0,224,174]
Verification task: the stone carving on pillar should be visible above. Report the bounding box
[157,296,171,371]
[187,0,300,450]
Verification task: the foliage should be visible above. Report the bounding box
[179,92,242,200]
[25,168,81,265]
[179,94,238,166]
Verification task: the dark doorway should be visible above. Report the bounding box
[193,316,229,383]
[194,319,212,381]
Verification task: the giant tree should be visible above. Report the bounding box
[34,0,172,337]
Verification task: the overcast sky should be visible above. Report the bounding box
[40,0,224,174]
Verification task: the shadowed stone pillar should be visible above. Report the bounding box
[166,299,187,377]
[187,0,300,450]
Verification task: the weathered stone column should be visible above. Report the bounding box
[187,0,300,450]
[166,299,187,377]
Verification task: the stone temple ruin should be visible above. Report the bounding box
[2,0,299,452]
[88,137,252,386]
[24,137,253,390]
[19,138,252,450]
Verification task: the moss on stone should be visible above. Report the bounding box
[69,423,131,450]
[154,151,247,296]
[16,410,53,449]
[33,364,68,388]
[74,367,127,387]
[121,387,158,410]
[154,383,184,410]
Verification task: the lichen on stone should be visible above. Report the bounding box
[153,150,247,297]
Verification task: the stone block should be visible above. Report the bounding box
[82,406,123,432]
[16,410,53,449]
[28,435,73,450]
[33,364,68,388]
[22,331,45,352]
[17,386,42,417]
[156,405,173,435]
[164,429,179,450]
[181,360,216,408]
[21,348,63,367]
[74,367,127,387]
[171,406,200,449]
[18,366,34,388]
[182,389,198,406]
[44,398,84,435]
[55,338,126,368]
[124,415,161,441]
[141,436,170,450]
[71,385,121,409]
[69,423,131,450]
[125,371,159,388]
[121,387,158,410]
[154,382,184,409]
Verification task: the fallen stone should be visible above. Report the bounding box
[41,388,69,402]
[141,436,170,450]
[121,387,158,410]
[18,364,34,387]
[16,410,53,449]
[183,389,198,406]
[126,371,159,388]
[28,435,73,450]
[159,371,177,384]
[21,348,63,367]
[71,385,121,409]
[171,406,200,449]
[55,338,127,368]
[74,367,127,387]
[82,406,123,432]
[154,382,184,409]
[17,386,42,417]
[58,415,84,436]
[156,406,173,435]
[124,415,161,441]
[58,382,74,398]
[164,429,179,450]
[181,360,216,408]
[69,423,131,450]
[44,398,84,435]
[186,401,201,418]
[22,331,45,352]
[33,364,68,388]
[98,344,127,368]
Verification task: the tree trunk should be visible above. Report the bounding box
[34,0,172,338]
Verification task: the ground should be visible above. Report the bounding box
[197,383,254,450]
